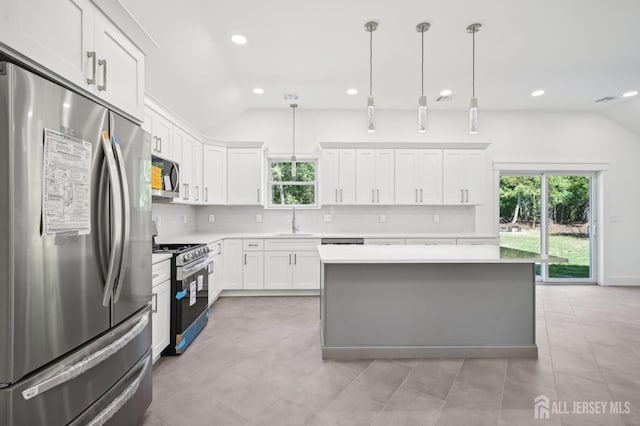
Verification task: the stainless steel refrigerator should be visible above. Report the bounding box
[0,62,152,425]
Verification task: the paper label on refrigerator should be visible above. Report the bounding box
[190,281,196,306]
[42,129,92,235]
[197,275,204,291]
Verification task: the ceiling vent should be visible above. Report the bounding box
[595,96,615,103]
[283,93,299,101]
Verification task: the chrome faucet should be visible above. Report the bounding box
[291,207,299,234]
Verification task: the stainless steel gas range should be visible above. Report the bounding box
[154,243,212,356]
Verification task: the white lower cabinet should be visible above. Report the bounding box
[222,239,243,289]
[263,239,321,290]
[151,259,171,363]
[243,252,264,289]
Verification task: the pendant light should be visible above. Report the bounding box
[467,23,481,134]
[365,21,378,133]
[290,103,298,177]
[416,22,430,133]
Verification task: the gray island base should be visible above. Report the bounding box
[318,245,566,360]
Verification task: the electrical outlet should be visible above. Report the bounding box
[208,214,215,223]
[156,216,161,227]
[379,214,386,223]
[256,214,262,223]
[433,214,440,224]
[323,214,333,223]
[183,215,188,224]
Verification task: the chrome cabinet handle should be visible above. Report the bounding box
[335,188,338,203]
[377,189,380,203]
[289,254,291,265]
[371,189,374,203]
[415,189,418,203]
[248,243,258,247]
[87,51,97,85]
[460,189,464,203]
[340,189,343,202]
[466,189,469,203]
[294,254,297,265]
[257,188,260,203]
[244,254,247,265]
[183,184,188,200]
[420,189,423,203]
[98,59,107,91]
[152,293,158,313]
[158,137,162,153]
[205,188,208,203]
[195,185,199,201]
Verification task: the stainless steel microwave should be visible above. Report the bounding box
[151,154,180,200]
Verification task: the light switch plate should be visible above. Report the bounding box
[433,214,440,224]
[379,214,386,223]
[323,214,333,223]
[208,214,215,223]
[256,214,262,223]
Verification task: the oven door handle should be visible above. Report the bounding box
[181,258,210,276]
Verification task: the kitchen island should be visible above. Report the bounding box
[318,244,565,360]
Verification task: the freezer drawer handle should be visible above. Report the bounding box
[176,289,187,300]
[85,356,150,426]
[21,313,149,401]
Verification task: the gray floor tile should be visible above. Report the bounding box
[373,387,444,426]
[402,359,463,400]
[345,359,413,405]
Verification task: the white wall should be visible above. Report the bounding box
[208,108,640,285]
[152,203,198,242]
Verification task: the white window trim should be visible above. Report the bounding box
[266,156,319,209]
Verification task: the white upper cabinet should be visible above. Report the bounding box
[93,12,144,119]
[145,108,173,159]
[356,149,394,205]
[395,149,442,204]
[202,145,227,204]
[321,149,356,205]
[442,149,485,205]
[227,148,263,205]
[6,0,94,88]
[174,129,193,203]
[3,0,145,120]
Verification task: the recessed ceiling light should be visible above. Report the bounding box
[253,88,264,95]
[231,34,247,45]
[622,90,638,98]
[531,90,545,97]
[439,89,452,96]
[346,88,358,95]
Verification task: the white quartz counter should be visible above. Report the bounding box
[317,244,566,264]
[157,232,498,245]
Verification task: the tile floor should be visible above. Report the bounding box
[143,285,640,426]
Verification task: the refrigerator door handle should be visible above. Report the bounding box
[100,132,123,307]
[111,134,131,303]
[21,312,149,401]
[82,356,150,426]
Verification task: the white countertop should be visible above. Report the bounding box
[317,244,567,264]
[157,232,498,245]
[152,253,172,264]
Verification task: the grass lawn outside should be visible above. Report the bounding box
[500,229,590,279]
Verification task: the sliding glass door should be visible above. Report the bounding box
[499,173,595,283]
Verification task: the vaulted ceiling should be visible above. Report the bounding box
[122,0,640,134]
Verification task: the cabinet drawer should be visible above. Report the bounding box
[243,239,264,251]
[405,238,457,245]
[264,239,321,252]
[152,260,171,286]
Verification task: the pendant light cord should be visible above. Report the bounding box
[472,29,476,98]
[292,106,296,157]
[421,29,424,96]
[369,29,373,97]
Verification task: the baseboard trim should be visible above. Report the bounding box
[321,345,538,360]
[219,289,320,297]
[604,276,640,286]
